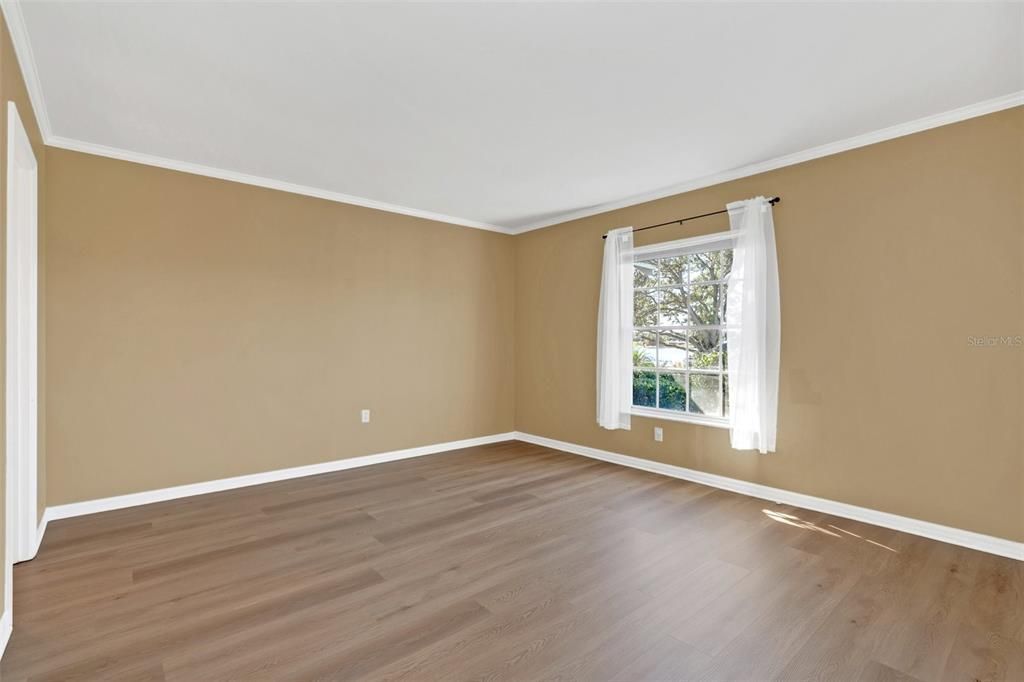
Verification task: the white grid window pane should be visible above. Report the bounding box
[689,284,723,325]
[633,370,657,408]
[689,329,722,370]
[633,331,656,368]
[689,250,732,284]
[658,373,687,411]
[658,288,688,326]
[632,253,732,420]
[634,260,658,288]
[689,374,723,416]
[634,289,658,327]
[657,256,686,286]
[657,330,688,369]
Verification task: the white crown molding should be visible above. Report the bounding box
[509,90,1024,234]
[1,1,52,140]
[2,2,512,233]
[45,135,514,234]
[513,432,1024,562]
[45,432,516,521]
[56,89,1021,237]
[3,0,1021,235]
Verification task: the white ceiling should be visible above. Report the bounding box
[10,1,1024,232]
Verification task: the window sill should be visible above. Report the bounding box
[630,406,730,429]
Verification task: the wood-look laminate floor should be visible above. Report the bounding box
[3,441,1022,681]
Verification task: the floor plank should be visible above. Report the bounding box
[2,440,1019,681]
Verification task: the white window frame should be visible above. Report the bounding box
[630,230,736,429]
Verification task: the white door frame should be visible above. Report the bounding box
[3,100,39,630]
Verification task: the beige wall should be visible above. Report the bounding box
[0,12,48,617]
[45,149,515,505]
[516,106,1024,543]
[42,105,1023,544]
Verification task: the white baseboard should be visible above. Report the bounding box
[0,608,10,661]
[46,432,516,522]
[1,514,47,662]
[513,432,1024,562]
[30,510,50,558]
[34,430,1023,562]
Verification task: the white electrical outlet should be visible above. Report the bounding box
[361,409,371,423]
[654,427,663,442]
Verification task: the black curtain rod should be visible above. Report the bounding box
[602,196,781,239]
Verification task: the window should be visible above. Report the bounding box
[599,197,777,444]
[631,244,731,424]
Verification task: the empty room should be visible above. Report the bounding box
[0,1,1021,680]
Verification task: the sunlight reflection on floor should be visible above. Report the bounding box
[762,509,898,552]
